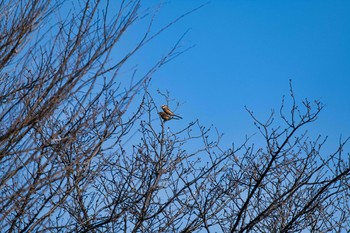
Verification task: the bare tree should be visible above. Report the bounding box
[212,83,350,233]
[0,0,204,231]
[1,0,349,232]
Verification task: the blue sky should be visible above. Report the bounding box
[135,0,350,150]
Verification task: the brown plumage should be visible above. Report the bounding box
[161,105,182,119]
[158,112,171,121]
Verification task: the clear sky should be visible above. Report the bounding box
[130,1,350,151]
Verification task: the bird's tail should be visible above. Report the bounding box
[172,114,182,119]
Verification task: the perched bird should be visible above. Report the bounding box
[158,112,171,121]
[161,105,182,119]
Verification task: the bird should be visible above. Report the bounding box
[161,105,182,119]
[158,112,171,121]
